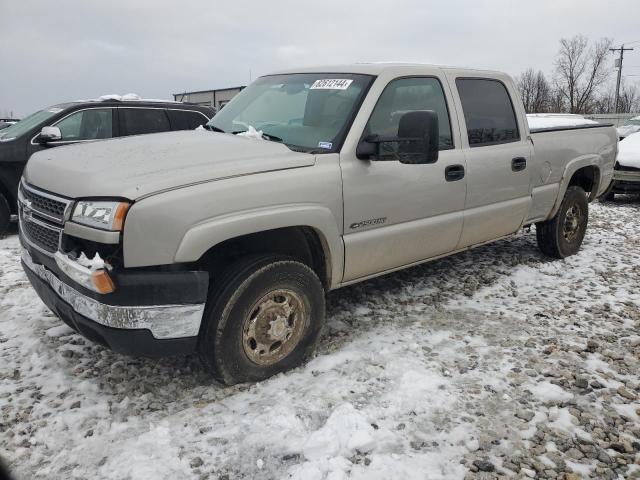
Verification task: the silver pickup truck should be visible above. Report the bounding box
[19,63,617,384]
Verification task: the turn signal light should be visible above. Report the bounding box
[92,270,115,294]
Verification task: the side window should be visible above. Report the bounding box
[455,79,520,147]
[121,108,170,136]
[56,109,113,141]
[364,77,453,149]
[168,110,208,130]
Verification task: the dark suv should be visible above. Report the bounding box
[0,98,214,232]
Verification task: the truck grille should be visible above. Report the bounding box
[19,183,69,221]
[20,217,61,253]
[18,182,71,256]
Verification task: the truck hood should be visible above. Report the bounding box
[23,130,316,199]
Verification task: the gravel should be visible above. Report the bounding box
[1,198,639,479]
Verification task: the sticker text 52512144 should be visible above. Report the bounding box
[310,79,353,90]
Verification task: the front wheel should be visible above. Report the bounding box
[198,255,326,385]
[536,186,588,258]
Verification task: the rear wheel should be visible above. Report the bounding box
[536,186,588,258]
[198,255,325,385]
[0,194,10,235]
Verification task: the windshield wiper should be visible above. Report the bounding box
[231,130,284,144]
[204,124,225,133]
[261,132,284,143]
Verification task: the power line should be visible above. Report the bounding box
[610,44,634,113]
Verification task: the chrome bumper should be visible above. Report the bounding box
[22,248,204,339]
[613,170,640,183]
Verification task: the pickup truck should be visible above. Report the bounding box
[18,64,617,385]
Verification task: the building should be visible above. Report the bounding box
[173,86,245,111]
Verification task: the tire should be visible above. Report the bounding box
[198,254,325,385]
[536,186,588,259]
[0,194,10,236]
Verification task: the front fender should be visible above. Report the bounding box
[174,204,344,288]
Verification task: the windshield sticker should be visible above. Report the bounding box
[318,141,333,149]
[310,79,353,90]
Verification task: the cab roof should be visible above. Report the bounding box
[269,62,506,77]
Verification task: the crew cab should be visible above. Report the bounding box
[0,96,214,232]
[19,64,617,384]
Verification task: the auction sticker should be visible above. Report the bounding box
[310,79,353,90]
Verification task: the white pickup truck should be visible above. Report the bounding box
[19,63,617,384]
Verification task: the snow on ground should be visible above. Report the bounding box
[1,199,640,479]
[618,132,640,169]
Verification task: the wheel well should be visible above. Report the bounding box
[197,226,331,289]
[568,166,600,201]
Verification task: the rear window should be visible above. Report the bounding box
[456,78,519,147]
[168,110,208,130]
[120,108,170,136]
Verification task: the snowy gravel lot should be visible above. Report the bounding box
[1,200,640,480]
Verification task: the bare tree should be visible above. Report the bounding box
[592,81,640,113]
[553,35,613,114]
[619,82,640,113]
[516,69,551,113]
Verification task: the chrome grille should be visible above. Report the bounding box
[19,182,69,222]
[18,182,71,256]
[20,216,61,253]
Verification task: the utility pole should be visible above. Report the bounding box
[610,44,634,113]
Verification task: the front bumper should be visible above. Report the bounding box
[21,247,208,356]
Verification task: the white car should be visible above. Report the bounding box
[617,116,640,140]
[605,131,640,199]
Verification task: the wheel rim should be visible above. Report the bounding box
[242,289,307,366]
[562,203,583,242]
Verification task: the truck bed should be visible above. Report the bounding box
[525,123,617,223]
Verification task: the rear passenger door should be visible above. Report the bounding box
[118,108,171,136]
[449,76,532,247]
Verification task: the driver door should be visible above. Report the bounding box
[340,76,467,282]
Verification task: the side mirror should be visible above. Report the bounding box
[38,126,62,144]
[357,110,439,164]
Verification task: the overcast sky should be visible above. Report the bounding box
[1,0,639,117]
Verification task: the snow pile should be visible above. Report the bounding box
[617,131,640,169]
[98,93,141,101]
[76,252,108,271]
[302,403,375,460]
[236,125,264,140]
[76,94,179,103]
[528,381,574,404]
[527,114,598,130]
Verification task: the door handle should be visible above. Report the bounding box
[445,164,465,182]
[512,157,527,172]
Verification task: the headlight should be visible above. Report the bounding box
[72,200,130,231]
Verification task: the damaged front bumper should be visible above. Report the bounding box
[21,247,208,356]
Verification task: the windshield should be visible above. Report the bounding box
[208,73,373,152]
[0,107,63,141]
[622,118,640,127]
